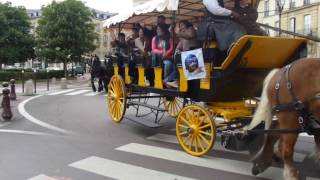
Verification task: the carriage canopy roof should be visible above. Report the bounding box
[103,0,203,28]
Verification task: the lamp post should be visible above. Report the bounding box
[47,68,50,91]
[21,69,25,93]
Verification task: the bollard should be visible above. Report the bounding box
[1,83,13,121]
[24,79,34,96]
[9,79,16,100]
[60,78,68,89]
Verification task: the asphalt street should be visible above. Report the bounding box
[0,87,319,180]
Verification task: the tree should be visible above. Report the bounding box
[0,2,35,69]
[36,0,97,76]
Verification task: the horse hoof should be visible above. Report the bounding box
[252,162,269,176]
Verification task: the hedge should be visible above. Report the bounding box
[0,70,65,81]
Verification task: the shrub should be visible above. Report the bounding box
[0,70,65,81]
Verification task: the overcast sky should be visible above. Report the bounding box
[0,0,132,13]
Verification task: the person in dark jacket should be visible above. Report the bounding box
[234,0,267,36]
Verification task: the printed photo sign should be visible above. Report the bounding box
[181,48,206,80]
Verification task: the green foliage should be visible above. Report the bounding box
[0,2,35,65]
[0,70,64,81]
[36,0,97,66]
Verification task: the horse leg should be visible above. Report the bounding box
[279,114,300,180]
[91,75,96,92]
[252,121,280,175]
[98,77,103,92]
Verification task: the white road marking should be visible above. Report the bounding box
[65,90,91,96]
[117,143,284,180]
[306,177,320,180]
[147,133,307,162]
[18,95,72,135]
[0,129,51,136]
[84,92,102,96]
[27,174,56,180]
[48,89,76,95]
[69,156,196,180]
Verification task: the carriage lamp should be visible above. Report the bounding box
[244,99,258,108]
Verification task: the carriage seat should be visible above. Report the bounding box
[214,35,307,71]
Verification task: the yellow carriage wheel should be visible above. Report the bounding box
[176,105,216,156]
[163,97,184,118]
[107,75,127,123]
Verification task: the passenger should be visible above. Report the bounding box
[151,24,174,86]
[202,0,246,52]
[134,28,154,86]
[233,0,267,36]
[141,15,170,38]
[111,33,129,78]
[176,20,199,53]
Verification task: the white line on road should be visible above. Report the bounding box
[147,133,307,163]
[84,92,103,96]
[27,174,56,180]
[65,90,91,96]
[117,143,283,180]
[0,129,52,136]
[69,156,196,180]
[18,95,72,135]
[48,89,76,95]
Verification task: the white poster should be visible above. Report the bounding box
[181,48,206,80]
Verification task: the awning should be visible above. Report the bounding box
[103,0,204,28]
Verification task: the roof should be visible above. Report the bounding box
[103,0,204,28]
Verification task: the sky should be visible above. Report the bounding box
[0,0,133,13]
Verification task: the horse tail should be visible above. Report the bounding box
[245,69,279,130]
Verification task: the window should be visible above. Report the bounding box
[304,15,311,35]
[264,0,269,16]
[289,0,295,9]
[304,0,310,5]
[289,18,296,32]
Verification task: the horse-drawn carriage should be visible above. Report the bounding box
[104,0,308,157]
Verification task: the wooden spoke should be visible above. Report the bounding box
[199,130,213,137]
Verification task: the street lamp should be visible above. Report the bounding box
[21,69,25,93]
[46,68,50,91]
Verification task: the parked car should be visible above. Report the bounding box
[67,66,84,76]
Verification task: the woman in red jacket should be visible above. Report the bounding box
[151,24,174,83]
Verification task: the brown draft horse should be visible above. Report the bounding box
[245,58,320,180]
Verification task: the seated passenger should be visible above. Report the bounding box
[111,33,129,78]
[134,28,153,86]
[151,24,174,86]
[202,0,246,51]
[234,0,267,36]
[165,20,200,88]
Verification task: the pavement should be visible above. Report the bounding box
[0,84,318,180]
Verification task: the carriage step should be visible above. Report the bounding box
[124,116,162,128]
[128,101,166,112]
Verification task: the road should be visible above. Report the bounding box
[0,87,319,180]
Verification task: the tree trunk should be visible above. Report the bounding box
[63,61,67,77]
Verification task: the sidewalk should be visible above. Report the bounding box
[0,74,91,95]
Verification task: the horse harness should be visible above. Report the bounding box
[271,63,320,136]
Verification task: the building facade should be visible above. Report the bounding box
[257,0,320,57]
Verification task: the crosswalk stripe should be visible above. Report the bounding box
[147,133,307,163]
[48,89,76,95]
[65,90,91,96]
[69,156,196,180]
[84,92,103,96]
[117,143,284,180]
[27,174,55,180]
[307,177,320,180]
